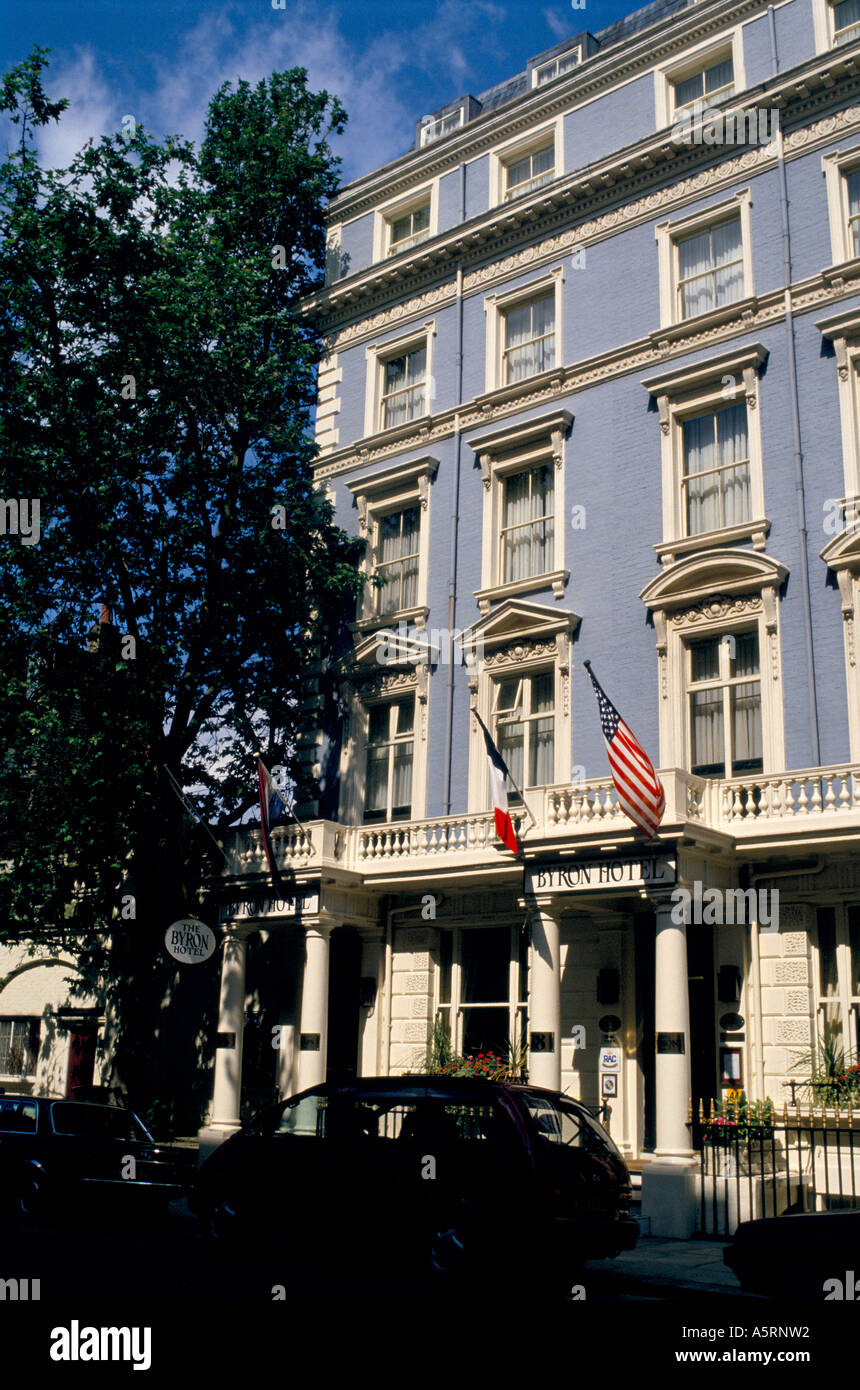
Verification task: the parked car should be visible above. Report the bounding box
[0,1094,196,1220]
[725,1208,860,1297]
[192,1075,637,1286]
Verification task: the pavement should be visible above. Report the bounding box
[586,1235,758,1298]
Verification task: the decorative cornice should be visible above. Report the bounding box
[310,64,860,335]
[325,0,795,227]
[313,260,860,482]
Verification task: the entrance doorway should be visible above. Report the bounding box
[326,928,362,1082]
[66,1030,97,1098]
[687,922,717,1123]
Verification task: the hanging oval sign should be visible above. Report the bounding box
[720,1012,745,1033]
[165,919,216,964]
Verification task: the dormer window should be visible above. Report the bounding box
[420,110,463,146]
[533,48,580,86]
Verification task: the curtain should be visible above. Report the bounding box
[683,404,748,533]
[683,412,718,533]
[834,0,860,39]
[503,470,531,581]
[705,57,734,95]
[504,296,554,381]
[678,219,741,317]
[503,465,553,580]
[716,402,750,526]
[713,219,743,306]
[678,228,714,317]
[391,744,413,815]
[383,347,426,427]
[528,673,555,786]
[731,682,762,767]
[497,720,524,792]
[690,688,724,772]
[848,170,860,256]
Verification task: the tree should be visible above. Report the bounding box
[0,49,362,1124]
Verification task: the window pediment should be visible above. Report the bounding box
[346,455,438,532]
[821,525,860,572]
[460,598,580,658]
[639,548,788,611]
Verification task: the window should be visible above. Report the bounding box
[642,340,767,558]
[493,670,555,792]
[364,696,414,822]
[388,203,431,256]
[380,345,427,430]
[682,402,750,535]
[501,464,554,582]
[0,1017,40,1076]
[814,905,860,1053]
[847,170,860,256]
[50,1103,149,1140]
[687,631,762,777]
[676,217,744,319]
[470,409,570,610]
[533,49,580,86]
[436,925,529,1058]
[420,110,462,145]
[672,55,734,114]
[363,506,420,619]
[502,293,555,384]
[0,1100,38,1133]
[832,0,860,44]
[348,455,436,630]
[822,153,860,265]
[655,193,753,329]
[504,142,555,201]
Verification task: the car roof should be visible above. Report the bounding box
[322,1075,584,1105]
[0,1095,132,1111]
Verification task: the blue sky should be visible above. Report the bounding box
[3,0,636,183]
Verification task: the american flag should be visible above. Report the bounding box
[584,663,665,838]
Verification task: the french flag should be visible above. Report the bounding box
[257,758,288,889]
[473,710,521,857]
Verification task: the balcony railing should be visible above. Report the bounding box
[221,764,860,880]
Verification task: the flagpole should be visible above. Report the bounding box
[256,753,301,826]
[161,766,226,860]
[470,706,537,833]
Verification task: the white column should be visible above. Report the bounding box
[527,897,562,1091]
[654,893,693,1157]
[297,923,332,1091]
[209,927,250,1135]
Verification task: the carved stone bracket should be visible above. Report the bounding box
[653,610,668,700]
[762,584,780,681]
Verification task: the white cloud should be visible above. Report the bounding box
[543,7,574,42]
[38,47,122,169]
[29,0,512,183]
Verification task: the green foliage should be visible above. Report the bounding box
[791,1033,860,1106]
[703,1094,774,1142]
[424,1017,529,1082]
[0,51,362,1110]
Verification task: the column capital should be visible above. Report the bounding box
[642,886,681,916]
[519,891,563,915]
[221,922,255,943]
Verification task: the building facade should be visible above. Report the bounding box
[201,0,860,1235]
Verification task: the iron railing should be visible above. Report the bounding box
[691,1100,860,1237]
